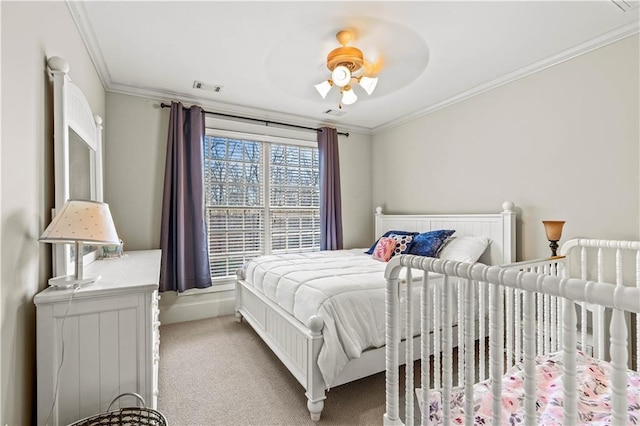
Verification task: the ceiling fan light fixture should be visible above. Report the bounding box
[331,65,352,87]
[359,76,378,95]
[341,86,358,105]
[314,80,333,99]
[314,30,379,108]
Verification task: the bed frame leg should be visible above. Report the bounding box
[307,398,324,421]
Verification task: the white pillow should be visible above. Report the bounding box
[438,236,491,263]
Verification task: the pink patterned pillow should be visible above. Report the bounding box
[372,237,396,262]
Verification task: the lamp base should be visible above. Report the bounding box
[48,275,95,289]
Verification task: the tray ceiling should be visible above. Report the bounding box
[69,1,640,134]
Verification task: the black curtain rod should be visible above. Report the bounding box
[160,102,349,137]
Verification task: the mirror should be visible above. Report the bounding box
[69,128,93,200]
[48,57,104,277]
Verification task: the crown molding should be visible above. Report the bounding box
[106,82,373,136]
[66,1,112,90]
[372,21,640,135]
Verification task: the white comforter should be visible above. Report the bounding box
[242,249,425,388]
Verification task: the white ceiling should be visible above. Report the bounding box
[68,1,640,134]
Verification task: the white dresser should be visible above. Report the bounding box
[35,250,161,426]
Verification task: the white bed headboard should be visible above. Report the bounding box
[374,201,516,265]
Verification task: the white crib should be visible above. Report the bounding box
[383,238,640,425]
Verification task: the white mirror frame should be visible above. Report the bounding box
[48,56,104,278]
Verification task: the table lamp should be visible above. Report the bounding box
[40,199,120,288]
[542,220,565,257]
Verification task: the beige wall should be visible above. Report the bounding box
[372,35,640,261]
[105,93,373,324]
[1,2,105,424]
[105,92,373,250]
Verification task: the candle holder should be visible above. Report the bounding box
[542,220,565,257]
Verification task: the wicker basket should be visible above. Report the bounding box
[69,393,167,426]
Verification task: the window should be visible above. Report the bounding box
[203,133,320,282]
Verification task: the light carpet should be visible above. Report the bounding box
[158,315,388,426]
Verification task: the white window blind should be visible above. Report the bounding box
[203,134,320,281]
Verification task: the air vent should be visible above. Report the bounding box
[193,81,223,92]
[323,109,346,117]
[612,0,639,11]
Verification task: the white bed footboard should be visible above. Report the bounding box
[384,253,640,425]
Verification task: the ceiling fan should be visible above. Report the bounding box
[314,30,379,108]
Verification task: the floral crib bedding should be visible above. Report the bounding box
[420,351,640,425]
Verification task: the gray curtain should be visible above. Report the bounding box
[159,102,212,292]
[317,127,343,250]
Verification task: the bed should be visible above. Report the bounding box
[384,238,640,425]
[235,202,517,420]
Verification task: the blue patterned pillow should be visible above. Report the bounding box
[407,229,455,257]
[365,230,418,255]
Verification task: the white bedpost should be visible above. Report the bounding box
[501,201,516,263]
[306,316,325,421]
[235,269,245,322]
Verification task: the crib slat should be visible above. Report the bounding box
[458,279,464,386]
[489,283,503,423]
[544,293,551,354]
[523,288,536,425]
[404,268,414,426]
[550,295,557,352]
[610,308,629,424]
[442,275,453,424]
[421,268,431,426]
[434,282,441,390]
[562,298,578,424]
[479,281,486,381]
[464,279,475,425]
[537,293,543,354]
[506,287,514,367]
[637,250,640,372]
[515,289,522,363]
[595,247,604,359]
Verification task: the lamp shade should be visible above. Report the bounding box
[341,86,358,105]
[40,199,120,245]
[542,220,565,242]
[314,80,333,99]
[359,76,378,95]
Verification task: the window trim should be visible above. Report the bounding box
[205,128,316,149]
